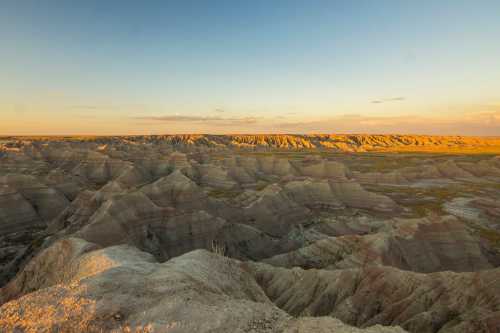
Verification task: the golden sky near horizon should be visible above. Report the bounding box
[2,101,500,136]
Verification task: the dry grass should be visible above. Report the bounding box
[211,240,226,257]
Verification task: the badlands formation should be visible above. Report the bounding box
[1,134,500,332]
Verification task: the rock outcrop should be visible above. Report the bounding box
[249,260,500,333]
[0,238,407,333]
[263,216,494,273]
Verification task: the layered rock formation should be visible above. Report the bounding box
[0,238,405,333]
[263,215,494,273]
[5,134,500,152]
[249,260,500,333]
[2,237,500,333]
[1,136,500,332]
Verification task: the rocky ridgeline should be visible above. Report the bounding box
[1,238,499,332]
[3,134,500,152]
[0,238,409,333]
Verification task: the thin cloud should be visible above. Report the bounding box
[67,105,119,110]
[68,105,99,110]
[275,111,500,135]
[136,115,260,125]
[213,108,226,113]
[371,97,406,104]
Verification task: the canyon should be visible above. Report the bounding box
[1,135,500,332]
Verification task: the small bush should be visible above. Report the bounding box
[211,240,226,256]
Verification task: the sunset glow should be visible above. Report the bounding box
[1,0,500,135]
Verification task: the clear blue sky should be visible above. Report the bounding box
[1,0,500,134]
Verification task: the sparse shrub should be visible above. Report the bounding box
[211,240,226,257]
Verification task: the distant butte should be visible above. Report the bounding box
[2,134,500,153]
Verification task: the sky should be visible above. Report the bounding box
[1,0,500,135]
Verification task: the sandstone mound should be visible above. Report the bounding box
[258,156,295,176]
[237,184,311,237]
[292,157,349,179]
[42,149,151,188]
[236,178,397,236]
[75,192,171,250]
[283,180,344,210]
[194,163,237,189]
[0,238,406,333]
[141,169,207,210]
[43,169,83,200]
[48,189,100,234]
[263,215,494,273]
[168,151,191,170]
[0,149,49,175]
[329,179,397,212]
[0,185,42,235]
[0,174,69,225]
[249,261,500,332]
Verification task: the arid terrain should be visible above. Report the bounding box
[1,134,500,332]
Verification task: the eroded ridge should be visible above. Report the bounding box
[1,136,500,332]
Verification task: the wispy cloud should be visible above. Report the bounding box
[276,111,500,135]
[136,115,260,126]
[66,105,120,110]
[67,105,100,110]
[371,97,406,104]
